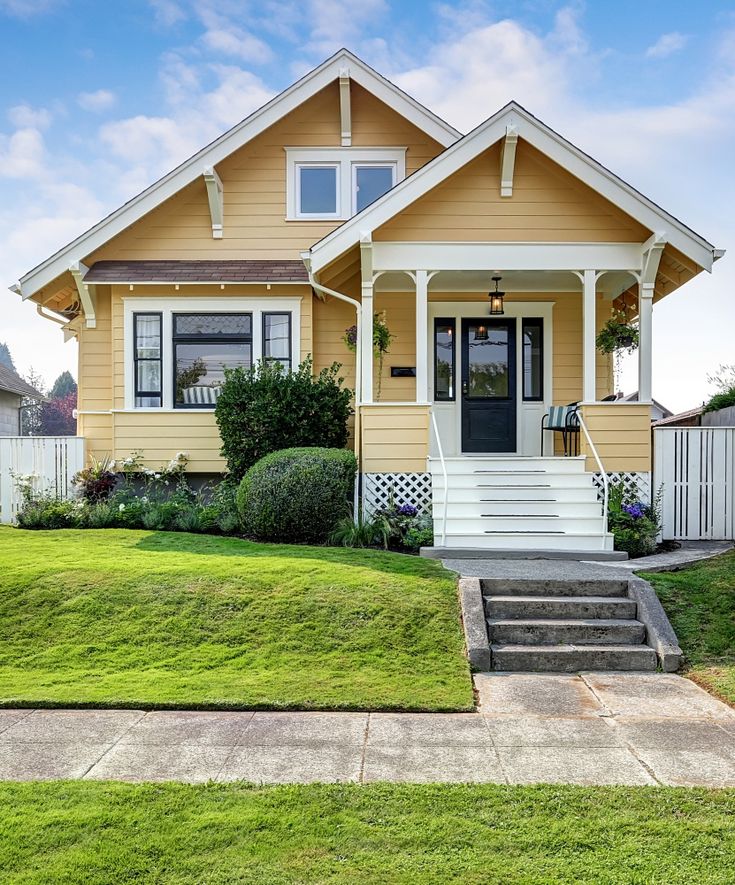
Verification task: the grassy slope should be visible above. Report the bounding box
[644,551,735,704]
[0,528,472,711]
[1,782,734,884]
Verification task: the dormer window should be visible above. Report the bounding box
[286,148,405,221]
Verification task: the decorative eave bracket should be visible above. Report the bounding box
[203,165,224,239]
[359,231,373,285]
[640,232,667,292]
[339,67,351,147]
[69,260,96,329]
[500,124,519,197]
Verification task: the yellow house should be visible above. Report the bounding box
[10,49,723,553]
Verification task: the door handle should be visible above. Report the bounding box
[461,380,469,396]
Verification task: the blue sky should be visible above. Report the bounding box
[1,0,734,409]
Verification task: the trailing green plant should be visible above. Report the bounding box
[595,312,640,355]
[344,312,394,400]
[237,447,357,543]
[215,357,353,482]
[329,512,391,549]
[72,455,118,502]
[607,483,662,558]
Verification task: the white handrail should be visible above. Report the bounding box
[576,410,609,546]
[430,410,448,546]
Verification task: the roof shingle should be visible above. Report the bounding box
[84,260,310,284]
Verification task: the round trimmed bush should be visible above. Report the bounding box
[236,447,357,543]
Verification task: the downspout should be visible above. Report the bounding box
[36,304,67,326]
[301,252,363,523]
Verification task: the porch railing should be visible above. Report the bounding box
[576,412,609,544]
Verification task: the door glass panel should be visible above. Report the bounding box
[467,322,509,398]
[434,319,455,400]
[522,319,543,400]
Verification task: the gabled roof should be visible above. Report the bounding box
[0,364,44,399]
[13,49,461,301]
[307,101,721,273]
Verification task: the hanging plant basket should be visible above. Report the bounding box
[596,313,640,355]
[344,312,394,400]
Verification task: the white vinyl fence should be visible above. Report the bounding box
[0,436,85,524]
[654,427,735,541]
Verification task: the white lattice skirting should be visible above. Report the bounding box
[362,472,432,516]
[593,472,651,504]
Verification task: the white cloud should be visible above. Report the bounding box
[7,104,52,129]
[645,32,688,59]
[0,127,46,179]
[0,0,60,16]
[305,0,389,54]
[201,27,273,63]
[149,0,187,26]
[77,89,117,112]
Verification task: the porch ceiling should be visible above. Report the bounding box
[373,268,637,297]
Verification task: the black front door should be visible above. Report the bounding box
[461,318,516,453]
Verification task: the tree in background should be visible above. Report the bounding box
[49,370,77,399]
[0,342,16,371]
[20,368,47,436]
[40,371,78,436]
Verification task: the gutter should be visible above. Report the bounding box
[301,251,363,522]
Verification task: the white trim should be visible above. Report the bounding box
[428,300,554,457]
[122,296,301,411]
[499,124,518,197]
[285,148,405,221]
[339,67,351,146]
[15,49,460,300]
[203,166,224,239]
[308,102,718,273]
[69,260,96,328]
[371,242,644,273]
[582,269,596,403]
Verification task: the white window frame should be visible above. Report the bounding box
[351,162,398,216]
[285,147,406,221]
[295,163,341,219]
[123,296,301,411]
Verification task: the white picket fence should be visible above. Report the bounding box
[0,436,85,524]
[654,427,735,541]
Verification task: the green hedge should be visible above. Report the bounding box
[237,447,357,543]
[215,358,353,481]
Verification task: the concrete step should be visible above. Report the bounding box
[480,578,629,598]
[488,618,646,646]
[485,595,637,620]
[438,532,615,552]
[490,644,658,672]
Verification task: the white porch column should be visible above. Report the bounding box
[415,269,428,402]
[360,279,374,403]
[582,268,597,402]
[638,282,654,402]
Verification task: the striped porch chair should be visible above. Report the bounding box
[541,402,580,456]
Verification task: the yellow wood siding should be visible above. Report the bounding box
[375,140,650,243]
[88,84,443,265]
[360,404,429,472]
[579,403,652,472]
[112,411,224,473]
[76,285,113,459]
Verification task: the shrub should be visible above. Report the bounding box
[216,357,353,481]
[237,447,357,543]
[329,513,391,549]
[72,456,117,502]
[16,495,79,530]
[403,513,434,552]
[607,484,662,558]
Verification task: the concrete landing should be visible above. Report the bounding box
[0,674,733,786]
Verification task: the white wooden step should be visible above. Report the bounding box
[437,532,615,551]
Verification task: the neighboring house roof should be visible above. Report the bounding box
[619,391,673,419]
[0,364,43,399]
[307,101,722,273]
[12,49,460,302]
[85,260,310,284]
[653,406,703,427]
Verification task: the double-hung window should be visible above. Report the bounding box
[172,313,252,407]
[287,148,405,220]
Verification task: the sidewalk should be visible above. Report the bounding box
[1,673,734,787]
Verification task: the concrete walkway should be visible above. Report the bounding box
[1,673,734,786]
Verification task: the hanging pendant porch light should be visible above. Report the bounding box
[488,275,505,315]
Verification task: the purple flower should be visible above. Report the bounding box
[397,503,418,517]
[344,325,358,348]
[622,503,646,520]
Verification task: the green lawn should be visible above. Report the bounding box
[0,527,472,711]
[644,550,735,705]
[1,782,733,884]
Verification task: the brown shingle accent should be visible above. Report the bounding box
[84,260,310,284]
